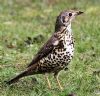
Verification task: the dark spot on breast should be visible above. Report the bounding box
[53,55,55,59]
[60,58,63,61]
[57,40,64,49]
[66,52,69,54]
[59,53,64,56]
[71,55,73,58]
[63,48,66,51]
[53,50,57,55]
[63,55,67,59]
[58,54,61,58]
[62,62,65,64]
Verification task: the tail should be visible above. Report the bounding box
[6,70,30,85]
[6,63,38,85]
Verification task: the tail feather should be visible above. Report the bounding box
[6,63,38,85]
[6,70,29,85]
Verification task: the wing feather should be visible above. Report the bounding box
[27,33,59,67]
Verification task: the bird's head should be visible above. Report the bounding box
[55,10,83,31]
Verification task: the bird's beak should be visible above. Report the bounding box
[77,11,84,15]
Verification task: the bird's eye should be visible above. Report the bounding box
[69,13,72,16]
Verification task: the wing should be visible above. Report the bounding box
[27,33,59,67]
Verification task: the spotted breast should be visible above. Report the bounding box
[38,23,74,73]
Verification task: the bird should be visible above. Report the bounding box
[6,10,83,90]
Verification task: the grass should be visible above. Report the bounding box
[0,0,100,96]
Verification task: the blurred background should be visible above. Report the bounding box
[0,0,100,96]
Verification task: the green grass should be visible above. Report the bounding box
[0,0,100,96]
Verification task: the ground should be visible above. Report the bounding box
[0,0,100,96]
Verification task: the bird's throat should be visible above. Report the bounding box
[66,23,72,33]
[60,23,72,35]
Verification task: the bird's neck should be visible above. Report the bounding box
[57,23,72,35]
[55,23,72,34]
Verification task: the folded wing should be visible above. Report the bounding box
[27,33,59,67]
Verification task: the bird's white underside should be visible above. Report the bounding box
[65,23,74,57]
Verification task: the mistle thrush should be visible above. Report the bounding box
[6,10,83,90]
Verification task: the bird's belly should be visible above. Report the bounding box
[39,44,74,72]
[54,45,74,64]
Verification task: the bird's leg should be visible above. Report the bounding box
[44,74,51,89]
[54,72,63,90]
